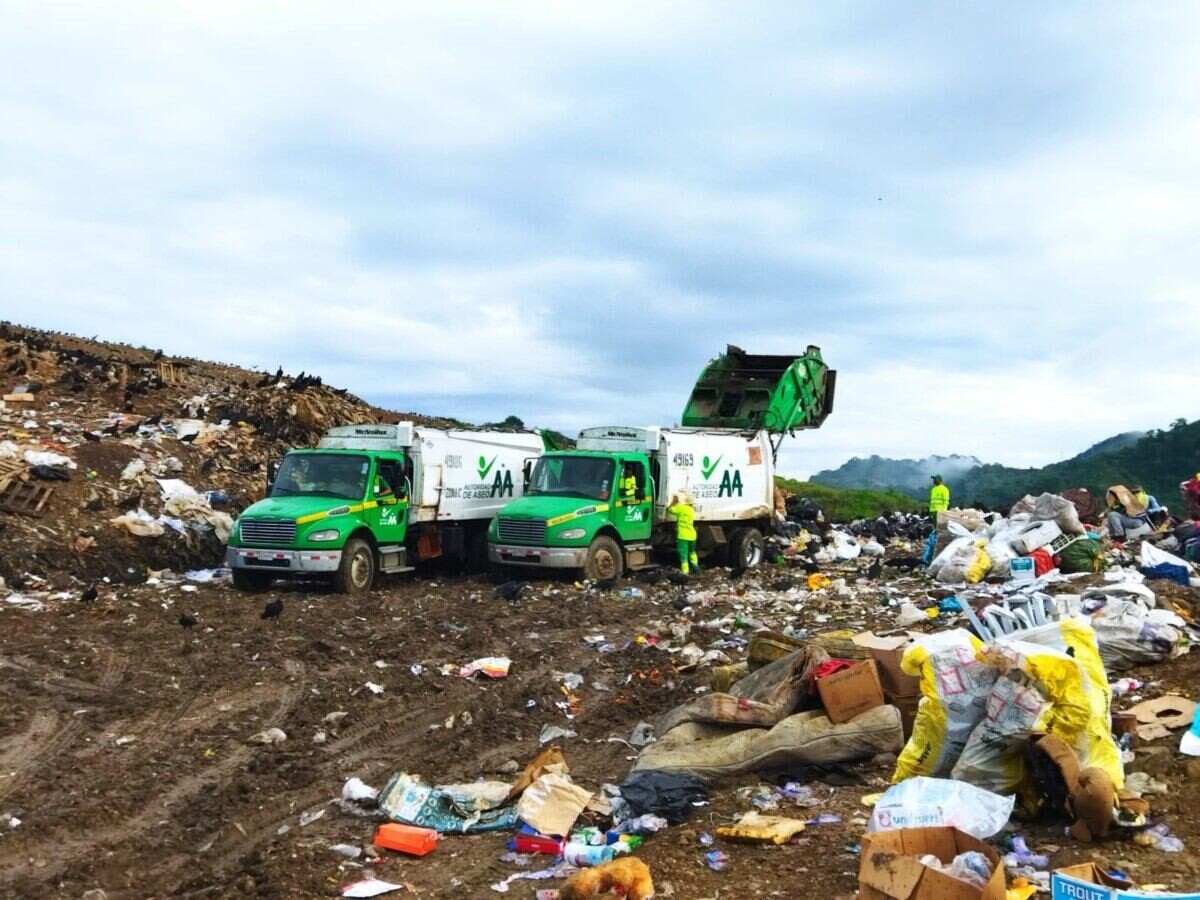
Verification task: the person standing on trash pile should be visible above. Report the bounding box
[667,492,699,573]
[928,474,950,523]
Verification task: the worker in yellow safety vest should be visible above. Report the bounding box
[667,493,699,573]
[620,464,638,503]
[929,474,950,522]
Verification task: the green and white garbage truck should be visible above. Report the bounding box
[488,346,836,579]
[227,423,545,592]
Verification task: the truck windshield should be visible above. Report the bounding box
[270,453,370,501]
[528,456,614,501]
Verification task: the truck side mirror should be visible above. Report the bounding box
[266,459,280,492]
[522,458,534,491]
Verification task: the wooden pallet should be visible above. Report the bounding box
[0,480,54,517]
[0,459,25,494]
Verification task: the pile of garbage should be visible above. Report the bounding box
[0,323,449,583]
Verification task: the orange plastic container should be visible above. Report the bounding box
[373,823,439,856]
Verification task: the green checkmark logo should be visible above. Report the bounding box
[477,454,497,480]
[701,454,723,479]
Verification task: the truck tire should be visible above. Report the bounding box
[584,535,623,581]
[232,569,273,592]
[334,537,376,594]
[728,527,766,569]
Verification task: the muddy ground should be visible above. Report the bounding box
[2,567,1200,900]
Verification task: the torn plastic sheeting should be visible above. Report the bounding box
[870,777,1014,839]
[459,657,512,679]
[342,878,407,898]
[540,725,577,745]
[23,449,76,469]
[121,458,146,481]
[490,861,576,894]
[110,508,166,537]
[1140,541,1195,574]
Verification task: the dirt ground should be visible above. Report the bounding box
[2,565,1200,900]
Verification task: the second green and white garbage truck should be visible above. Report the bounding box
[488,346,836,579]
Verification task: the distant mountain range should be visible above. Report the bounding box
[812,424,1199,511]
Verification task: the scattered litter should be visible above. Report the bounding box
[331,843,362,859]
[705,850,728,871]
[299,807,326,827]
[716,811,806,844]
[539,724,577,745]
[459,657,512,679]
[248,727,287,744]
[342,878,407,898]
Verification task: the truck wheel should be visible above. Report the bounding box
[584,535,623,581]
[729,527,766,569]
[334,538,375,594]
[232,569,273,592]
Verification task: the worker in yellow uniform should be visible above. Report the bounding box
[667,492,699,573]
[620,464,638,503]
[929,474,950,524]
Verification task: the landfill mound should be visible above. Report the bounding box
[0,322,451,584]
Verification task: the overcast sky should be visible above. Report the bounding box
[3,3,1198,478]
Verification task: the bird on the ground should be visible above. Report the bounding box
[801,560,820,575]
[593,576,618,591]
[885,556,923,571]
[261,598,284,622]
[123,422,140,434]
[666,570,689,587]
[255,372,271,388]
[867,559,883,580]
[770,578,793,592]
[142,413,161,426]
[79,585,98,604]
[179,432,197,443]
[178,611,197,629]
[637,569,663,586]
[727,566,746,581]
[493,580,529,602]
[101,423,119,436]
[83,431,101,442]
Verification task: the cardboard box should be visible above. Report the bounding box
[859,827,1006,900]
[1051,862,1200,899]
[853,633,920,700]
[816,659,884,724]
[892,693,921,741]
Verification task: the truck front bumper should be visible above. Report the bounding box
[225,546,343,574]
[488,543,588,568]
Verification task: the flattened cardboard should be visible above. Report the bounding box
[859,826,1006,900]
[817,658,885,725]
[1128,695,1197,732]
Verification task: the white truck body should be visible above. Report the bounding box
[320,423,543,523]
[576,426,775,524]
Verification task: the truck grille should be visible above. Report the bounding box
[239,519,297,545]
[497,517,546,544]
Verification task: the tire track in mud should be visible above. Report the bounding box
[0,660,305,889]
[157,656,572,892]
[0,648,126,805]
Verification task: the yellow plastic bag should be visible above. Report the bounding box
[892,629,995,782]
[991,618,1123,790]
[965,543,992,584]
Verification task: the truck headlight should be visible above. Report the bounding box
[559,528,586,540]
[309,529,340,542]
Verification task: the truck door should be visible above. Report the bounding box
[615,458,652,542]
[364,455,408,545]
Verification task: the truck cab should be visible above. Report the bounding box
[489,450,656,579]
[228,423,543,592]
[488,347,835,580]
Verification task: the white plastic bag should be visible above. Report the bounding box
[870,776,1014,838]
[1140,542,1195,574]
[1008,493,1084,536]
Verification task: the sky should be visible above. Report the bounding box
[2,2,1199,479]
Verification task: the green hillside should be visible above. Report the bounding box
[776,477,924,521]
[953,418,1199,510]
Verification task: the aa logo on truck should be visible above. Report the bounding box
[718,469,744,497]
